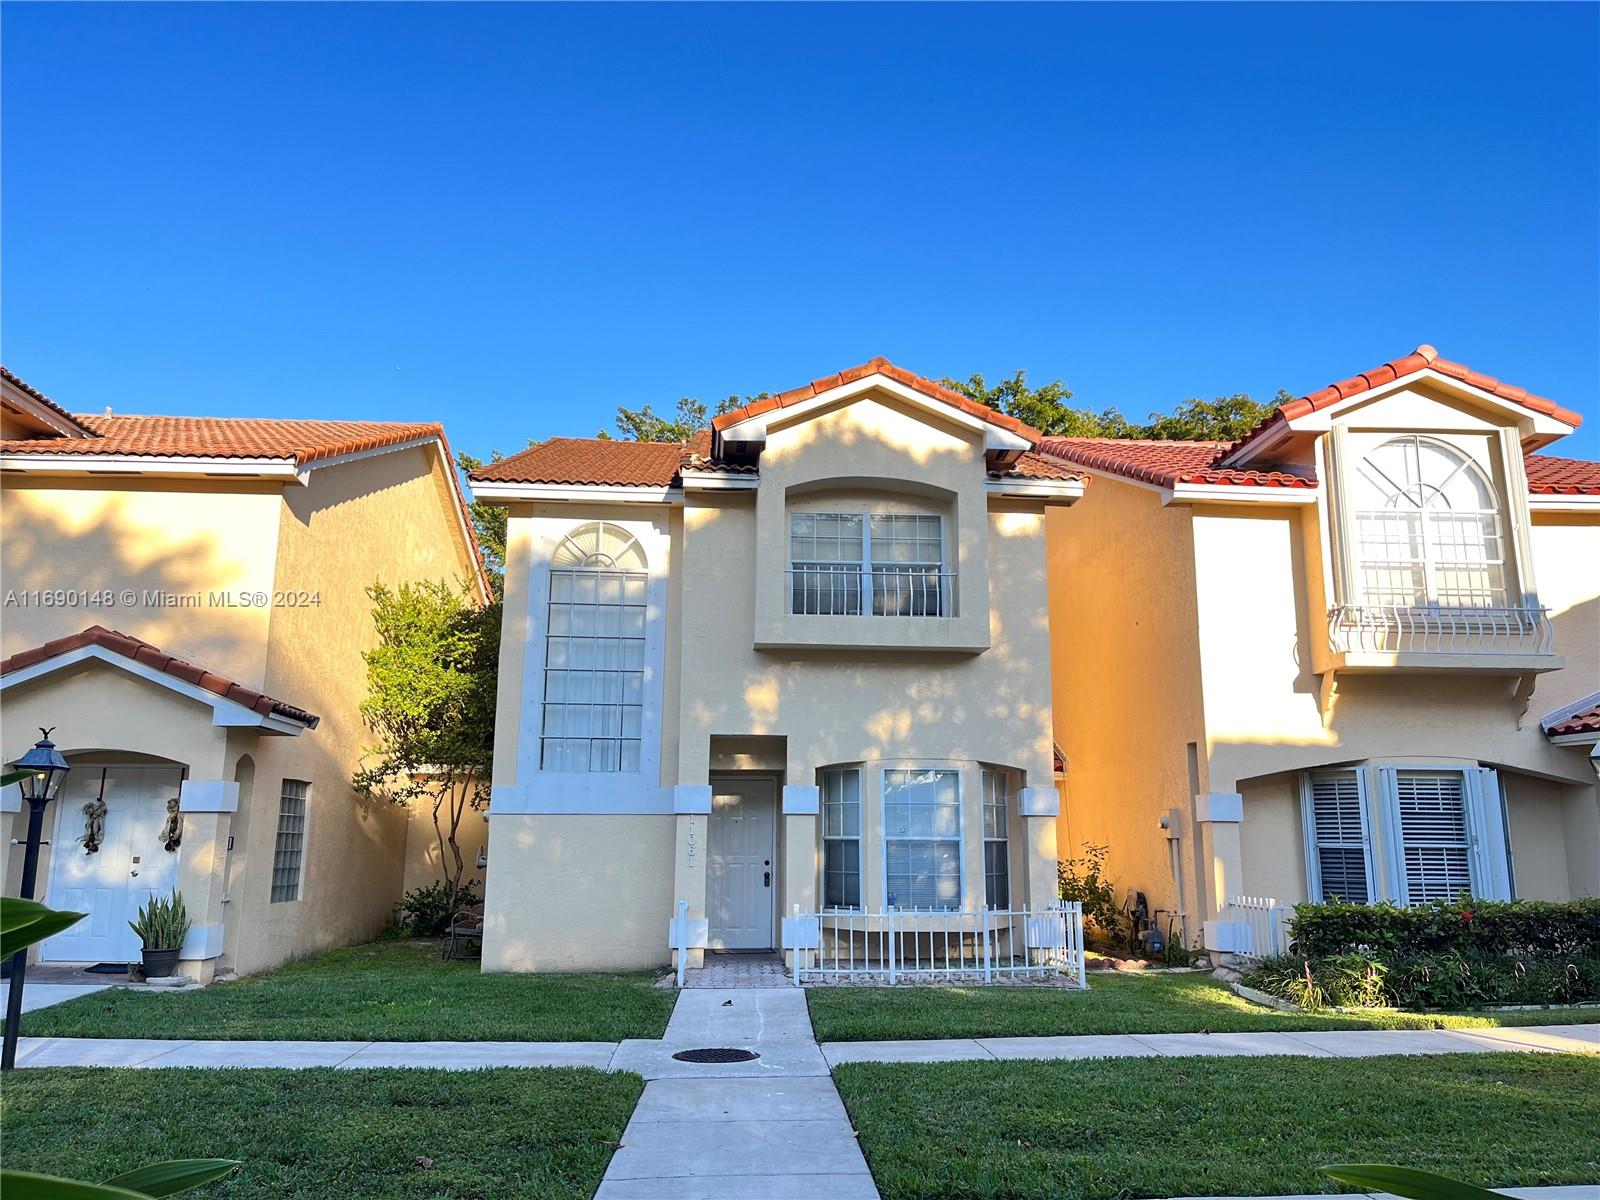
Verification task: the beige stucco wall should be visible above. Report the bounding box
[402,795,490,897]
[482,813,675,971]
[1046,474,1205,930]
[1,476,282,686]
[3,442,483,977]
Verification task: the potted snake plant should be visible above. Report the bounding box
[129,890,190,978]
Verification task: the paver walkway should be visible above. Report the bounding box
[680,950,791,988]
[599,988,878,1198]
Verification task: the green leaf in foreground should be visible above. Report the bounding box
[1,907,87,960]
[1323,1163,1511,1200]
[0,1170,154,1200]
[102,1160,242,1196]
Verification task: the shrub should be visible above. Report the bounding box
[1242,949,1600,1011]
[396,878,482,938]
[1289,898,1600,959]
[1058,843,1128,946]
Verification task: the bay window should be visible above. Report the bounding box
[821,768,862,909]
[884,767,961,908]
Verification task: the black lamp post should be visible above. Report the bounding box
[2,728,71,1071]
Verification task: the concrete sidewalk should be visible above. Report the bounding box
[0,981,111,1014]
[598,988,878,1199]
[822,1021,1599,1065]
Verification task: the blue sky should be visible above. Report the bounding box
[4,3,1597,459]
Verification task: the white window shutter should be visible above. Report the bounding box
[1300,769,1375,903]
[1464,767,1512,901]
[1391,770,1473,905]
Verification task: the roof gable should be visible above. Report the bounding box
[1222,344,1582,468]
[712,357,1040,451]
[1,625,319,733]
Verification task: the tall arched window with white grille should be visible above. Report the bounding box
[1351,435,1507,608]
[541,522,648,773]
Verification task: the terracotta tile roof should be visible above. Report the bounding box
[0,413,446,465]
[1039,438,1319,489]
[711,356,1042,445]
[1544,695,1600,739]
[1,366,96,434]
[989,451,1085,482]
[1524,454,1600,495]
[1,625,319,728]
[471,436,690,487]
[1229,344,1583,463]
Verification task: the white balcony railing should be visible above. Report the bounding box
[1327,604,1554,656]
[788,565,957,617]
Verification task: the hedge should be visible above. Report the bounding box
[1288,898,1600,959]
[1243,949,1600,1011]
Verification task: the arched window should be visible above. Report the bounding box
[542,521,647,772]
[1351,436,1507,609]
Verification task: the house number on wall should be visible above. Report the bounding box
[686,816,698,870]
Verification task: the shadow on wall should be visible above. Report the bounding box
[1,484,266,680]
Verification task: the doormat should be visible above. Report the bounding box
[82,963,130,975]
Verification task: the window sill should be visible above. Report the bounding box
[754,612,990,654]
[1320,649,1565,675]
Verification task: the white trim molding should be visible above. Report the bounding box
[985,478,1086,503]
[1018,786,1060,817]
[0,452,301,478]
[1526,493,1600,513]
[680,470,760,492]
[781,784,820,815]
[179,780,240,813]
[0,646,313,735]
[1194,792,1243,823]
[674,785,713,815]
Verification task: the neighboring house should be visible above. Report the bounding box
[1041,345,1600,956]
[469,358,1085,971]
[0,366,487,979]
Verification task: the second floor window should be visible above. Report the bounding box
[1351,435,1507,609]
[789,512,947,617]
[542,522,647,773]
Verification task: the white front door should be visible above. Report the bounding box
[706,778,776,950]
[42,765,185,963]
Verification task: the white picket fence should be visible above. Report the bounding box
[1226,895,1292,962]
[781,901,1087,987]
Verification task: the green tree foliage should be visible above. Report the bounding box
[942,370,1289,441]
[455,451,509,597]
[354,580,499,911]
[599,394,761,442]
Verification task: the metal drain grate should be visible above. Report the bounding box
[671,1047,760,1064]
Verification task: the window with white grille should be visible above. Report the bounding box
[1394,771,1473,904]
[789,512,946,616]
[1350,435,1507,609]
[981,767,1010,908]
[821,768,861,909]
[884,768,961,908]
[271,780,309,903]
[542,522,647,773]
[1303,770,1372,903]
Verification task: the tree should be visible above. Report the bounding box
[1143,389,1293,441]
[456,451,509,598]
[939,370,1139,438]
[600,394,759,441]
[354,580,499,914]
[943,369,1288,441]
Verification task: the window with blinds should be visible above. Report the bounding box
[1305,770,1371,903]
[1395,771,1472,904]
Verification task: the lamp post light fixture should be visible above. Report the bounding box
[2,728,71,1071]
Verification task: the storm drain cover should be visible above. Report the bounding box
[672,1047,760,1064]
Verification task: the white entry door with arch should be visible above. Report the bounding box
[706,776,777,950]
[42,764,186,963]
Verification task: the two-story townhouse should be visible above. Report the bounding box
[1,367,488,980]
[1041,346,1600,956]
[469,358,1085,972]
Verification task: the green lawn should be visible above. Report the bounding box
[22,939,675,1041]
[807,971,1600,1041]
[2,1067,641,1200]
[833,1052,1600,1200]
